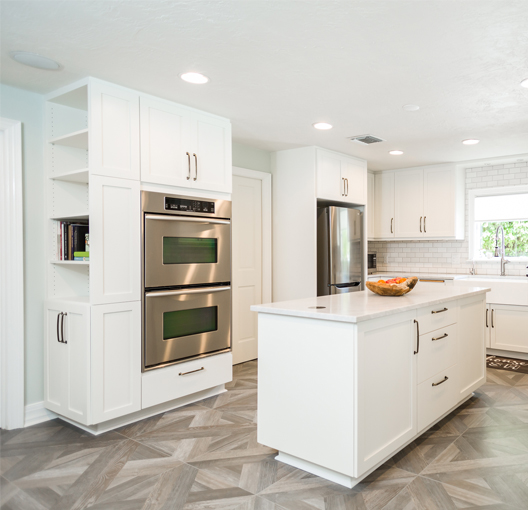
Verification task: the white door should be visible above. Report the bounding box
[192,113,232,193]
[423,166,454,237]
[232,175,262,364]
[342,158,366,204]
[490,304,528,354]
[316,149,343,201]
[395,168,424,238]
[374,172,395,238]
[367,172,375,239]
[140,96,193,187]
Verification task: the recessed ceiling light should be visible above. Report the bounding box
[389,150,404,155]
[462,139,480,145]
[10,51,61,70]
[403,104,420,112]
[521,78,528,88]
[180,72,209,84]
[313,122,333,130]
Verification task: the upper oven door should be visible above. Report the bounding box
[145,214,231,288]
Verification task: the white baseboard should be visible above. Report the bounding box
[24,401,57,427]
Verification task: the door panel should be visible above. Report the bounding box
[423,166,454,237]
[374,173,395,238]
[232,175,262,364]
[342,159,366,204]
[490,304,528,353]
[316,150,343,201]
[395,169,423,237]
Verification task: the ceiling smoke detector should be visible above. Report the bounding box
[349,134,385,145]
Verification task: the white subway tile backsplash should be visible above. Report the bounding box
[369,161,528,276]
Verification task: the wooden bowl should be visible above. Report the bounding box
[366,277,419,296]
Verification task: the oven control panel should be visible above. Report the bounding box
[165,197,215,214]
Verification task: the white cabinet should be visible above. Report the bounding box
[44,300,90,425]
[394,168,424,237]
[140,95,232,193]
[373,164,464,240]
[374,172,395,238]
[90,81,140,180]
[367,172,375,239]
[89,176,141,305]
[316,148,367,204]
[489,303,528,354]
[91,301,141,423]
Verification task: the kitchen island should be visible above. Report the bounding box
[251,285,489,488]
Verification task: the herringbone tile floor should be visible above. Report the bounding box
[2,362,528,509]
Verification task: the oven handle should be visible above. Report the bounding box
[146,286,231,298]
[145,214,230,225]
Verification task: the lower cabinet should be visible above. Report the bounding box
[44,299,141,426]
[489,303,528,354]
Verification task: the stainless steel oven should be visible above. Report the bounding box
[141,191,232,371]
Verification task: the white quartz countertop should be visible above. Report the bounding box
[251,286,490,323]
[370,272,465,280]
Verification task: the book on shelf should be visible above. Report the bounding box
[56,221,89,261]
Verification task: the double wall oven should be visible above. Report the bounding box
[142,191,231,371]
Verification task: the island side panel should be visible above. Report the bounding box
[356,310,417,475]
[257,313,357,478]
[458,295,487,399]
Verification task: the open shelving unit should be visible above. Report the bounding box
[46,81,90,299]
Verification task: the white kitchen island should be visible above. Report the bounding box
[251,285,489,488]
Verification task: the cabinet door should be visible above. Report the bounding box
[316,149,344,201]
[90,81,140,180]
[357,314,417,474]
[192,113,232,193]
[485,304,491,348]
[458,296,486,400]
[374,173,395,238]
[91,301,141,423]
[394,169,424,237]
[342,158,366,204]
[367,172,375,239]
[90,176,141,305]
[490,304,528,354]
[423,166,455,237]
[140,96,193,187]
[44,301,90,424]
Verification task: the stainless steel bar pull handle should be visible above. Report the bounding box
[432,333,448,341]
[145,214,230,225]
[186,152,191,180]
[431,308,448,314]
[342,178,345,196]
[414,319,420,354]
[57,312,62,343]
[432,376,448,387]
[391,218,394,233]
[193,153,198,181]
[486,308,489,328]
[492,309,495,328]
[61,312,67,344]
[345,178,349,196]
[179,367,204,376]
[424,216,427,233]
[420,216,423,232]
[147,286,231,298]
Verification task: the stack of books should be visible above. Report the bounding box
[57,222,89,261]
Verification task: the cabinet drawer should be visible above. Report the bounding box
[417,364,458,432]
[417,303,456,334]
[417,324,457,384]
[142,352,232,409]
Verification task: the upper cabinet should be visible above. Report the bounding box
[367,172,375,239]
[316,148,367,205]
[373,164,464,240]
[140,95,232,193]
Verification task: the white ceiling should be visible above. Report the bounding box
[1,0,528,170]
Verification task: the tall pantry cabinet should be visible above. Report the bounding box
[44,79,142,426]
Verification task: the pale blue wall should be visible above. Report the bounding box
[232,142,271,173]
[0,84,45,405]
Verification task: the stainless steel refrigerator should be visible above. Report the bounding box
[317,206,363,296]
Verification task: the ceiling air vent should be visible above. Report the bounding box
[349,134,385,145]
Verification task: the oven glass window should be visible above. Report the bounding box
[163,306,218,340]
[163,237,218,264]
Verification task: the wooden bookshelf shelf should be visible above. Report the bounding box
[50,168,89,184]
[49,129,88,150]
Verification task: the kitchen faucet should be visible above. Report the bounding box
[494,225,509,276]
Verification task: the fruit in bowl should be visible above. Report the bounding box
[366,276,419,296]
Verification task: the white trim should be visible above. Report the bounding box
[0,117,25,430]
[24,402,58,427]
[232,166,272,303]
[468,185,528,261]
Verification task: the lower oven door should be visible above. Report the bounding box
[144,286,231,369]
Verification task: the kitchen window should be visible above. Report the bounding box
[469,186,528,260]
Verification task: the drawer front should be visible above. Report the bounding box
[142,352,232,409]
[417,303,456,334]
[417,364,458,432]
[417,324,457,384]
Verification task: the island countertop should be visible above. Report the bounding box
[251,285,490,323]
